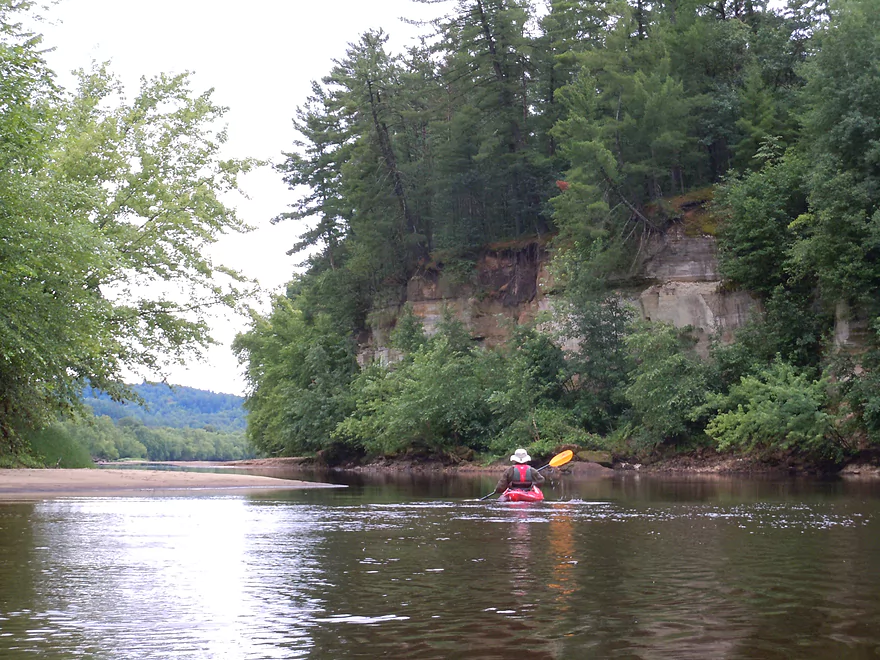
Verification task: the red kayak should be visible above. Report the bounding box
[498,485,544,502]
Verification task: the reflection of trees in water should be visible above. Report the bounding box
[507,509,533,592]
[262,467,495,498]
[547,507,577,613]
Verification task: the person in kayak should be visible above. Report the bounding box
[495,448,545,494]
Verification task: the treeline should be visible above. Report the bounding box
[235,0,880,466]
[28,415,254,465]
[85,383,247,432]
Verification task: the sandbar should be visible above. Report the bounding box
[0,468,343,499]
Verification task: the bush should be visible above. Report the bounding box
[26,423,95,468]
[336,335,500,455]
[703,359,841,461]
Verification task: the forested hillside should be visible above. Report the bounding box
[85,383,246,431]
[235,0,880,468]
[31,384,252,464]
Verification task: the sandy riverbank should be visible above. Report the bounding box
[0,468,343,499]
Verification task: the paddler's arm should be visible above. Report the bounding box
[495,467,513,493]
[531,468,546,484]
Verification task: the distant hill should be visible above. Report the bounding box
[85,382,246,432]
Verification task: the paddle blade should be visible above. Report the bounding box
[548,449,574,468]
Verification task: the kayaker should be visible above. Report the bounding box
[495,448,545,494]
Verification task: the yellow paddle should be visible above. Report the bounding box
[538,449,574,472]
[479,449,574,500]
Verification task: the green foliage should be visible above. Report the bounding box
[624,323,709,449]
[704,359,840,460]
[233,293,358,456]
[25,424,95,469]
[487,322,589,453]
[336,329,500,455]
[789,0,880,313]
[716,155,808,297]
[85,383,246,431]
[0,2,257,453]
[390,303,427,355]
[491,406,603,459]
[56,415,147,462]
[48,413,253,462]
[552,245,635,432]
[117,418,252,461]
[828,318,880,443]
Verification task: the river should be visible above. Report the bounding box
[1,470,878,658]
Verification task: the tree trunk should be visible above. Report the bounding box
[365,80,427,258]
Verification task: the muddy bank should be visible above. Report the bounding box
[621,449,880,477]
[228,450,880,477]
[229,455,614,477]
[0,468,343,499]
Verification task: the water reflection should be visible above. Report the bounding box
[0,475,879,658]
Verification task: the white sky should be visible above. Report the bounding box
[37,0,439,396]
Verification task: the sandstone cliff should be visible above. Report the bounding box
[358,225,760,363]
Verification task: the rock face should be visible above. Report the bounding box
[359,242,555,364]
[405,242,552,345]
[635,226,758,352]
[358,229,759,362]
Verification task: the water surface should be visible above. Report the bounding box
[1,472,878,658]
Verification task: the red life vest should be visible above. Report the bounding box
[511,464,532,488]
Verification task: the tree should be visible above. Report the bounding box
[233,294,358,456]
[335,328,500,455]
[715,153,808,297]
[790,0,880,314]
[275,82,351,271]
[624,322,709,449]
[420,0,554,246]
[0,7,109,448]
[0,3,258,450]
[552,247,635,433]
[704,359,839,460]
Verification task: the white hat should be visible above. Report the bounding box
[510,448,531,463]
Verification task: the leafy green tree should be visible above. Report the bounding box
[61,415,139,461]
[715,153,808,296]
[233,294,358,456]
[624,322,709,449]
[0,3,257,452]
[790,0,880,314]
[552,247,635,433]
[54,64,259,374]
[25,423,94,468]
[0,5,109,450]
[487,322,596,455]
[335,334,499,455]
[390,303,428,355]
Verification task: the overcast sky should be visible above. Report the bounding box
[37,0,438,395]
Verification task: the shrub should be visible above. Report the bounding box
[26,423,95,468]
[704,359,841,461]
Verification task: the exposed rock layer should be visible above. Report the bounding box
[359,228,759,361]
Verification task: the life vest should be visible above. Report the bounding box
[511,464,532,489]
